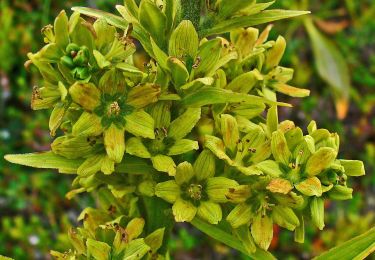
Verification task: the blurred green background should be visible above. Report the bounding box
[0,0,374,259]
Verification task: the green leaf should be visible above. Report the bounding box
[191,218,276,259]
[139,0,167,49]
[4,152,83,174]
[200,10,310,37]
[169,20,199,59]
[54,11,69,48]
[304,18,351,119]
[218,0,256,19]
[314,228,375,260]
[71,7,128,30]
[182,87,274,107]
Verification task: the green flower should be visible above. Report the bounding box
[228,26,310,98]
[155,150,238,224]
[205,114,272,175]
[51,207,162,260]
[125,103,201,176]
[226,179,302,251]
[52,80,160,175]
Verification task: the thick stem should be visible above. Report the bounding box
[180,0,203,31]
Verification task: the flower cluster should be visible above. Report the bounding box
[5,0,365,257]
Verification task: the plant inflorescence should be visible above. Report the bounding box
[5,1,365,258]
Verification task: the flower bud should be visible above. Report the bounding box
[272,206,300,231]
[328,185,353,200]
[310,197,324,230]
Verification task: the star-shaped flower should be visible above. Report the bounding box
[155,150,238,224]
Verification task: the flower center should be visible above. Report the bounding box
[188,184,203,201]
[108,101,121,116]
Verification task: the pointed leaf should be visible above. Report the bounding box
[200,10,310,37]
[71,7,128,30]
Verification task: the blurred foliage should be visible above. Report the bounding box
[0,0,373,259]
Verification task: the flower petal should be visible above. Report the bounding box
[151,155,176,176]
[295,177,322,197]
[305,147,337,176]
[172,199,197,222]
[127,83,160,109]
[123,238,150,260]
[271,130,291,165]
[101,156,115,175]
[155,180,180,203]
[220,114,240,153]
[69,82,101,111]
[104,124,125,163]
[194,149,216,181]
[78,154,105,177]
[126,137,151,158]
[125,110,155,139]
[126,218,145,241]
[227,203,253,228]
[168,108,201,140]
[204,135,233,165]
[197,201,222,224]
[72,112,103,136]
[167,139,199,156]
[175,162,195,185]
[206,177,238,203]
[267,178,293,194]
[251,214,273,251]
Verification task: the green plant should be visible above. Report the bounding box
[4,0,371,258]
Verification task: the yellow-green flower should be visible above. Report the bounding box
[125,104,201,176]
[205,114,271,175]
[155,150,238,224]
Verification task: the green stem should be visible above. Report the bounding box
[180,0,203,31]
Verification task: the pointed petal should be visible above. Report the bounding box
[104,124,125,163]
[305,147,337,176]
[204,135,233,165]
[167,139,199,156]
[123,239,150,260]
[227,203,253,228]
[295,177,323,197]
[127,83,161,108]
[271,130,291,165]
[126,137,151,158]
[155,180,180,203]
[86,238,111,260]
[172,199,197,222]
[72,112,103,136]
[194,149,216,181]
[168,108,201,140]
[125,110,155,139]
[151,155,176,176]
[251,214,273,251]
[175,162,195,185]
[197,201,222,224]
[69,82,101,111]
[220,114,240,153]
[101,156,115,175]
[340,160,365,176]
[206,177,239,203]
[78,154,105,177]
[126,218,145,241]
[267,178,293,194]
